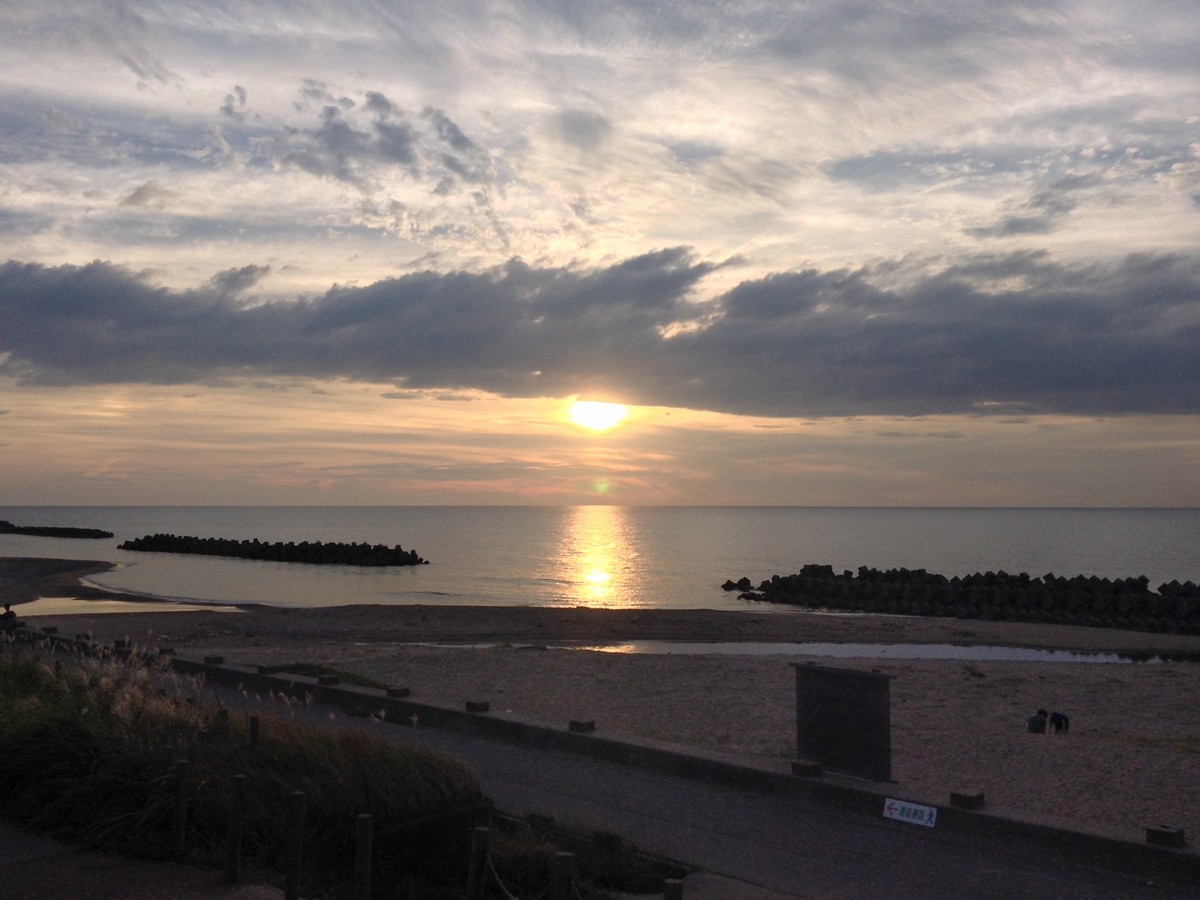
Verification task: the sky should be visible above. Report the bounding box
[1,1,1198,507]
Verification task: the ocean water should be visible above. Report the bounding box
[1,506,1198,612]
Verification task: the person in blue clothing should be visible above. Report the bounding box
[1049,710,1070,733]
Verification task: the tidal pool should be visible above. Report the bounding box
[409,640,1183,663]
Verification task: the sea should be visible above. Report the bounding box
[1,506,1198,613]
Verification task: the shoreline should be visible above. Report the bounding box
[4,556,1200,847]
[5,556,1200,654]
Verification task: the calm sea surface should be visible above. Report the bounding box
[1,507,1197,612]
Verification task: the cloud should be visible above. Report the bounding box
[968,175,1099,238]
[220,85,248,120]
[876,430,965,440]
[207,265,271,297]
[554,109,613,152]
[1,249,1197,417]
[825,149,1015,190]
[271,89,493,199]
[120,181,177,208]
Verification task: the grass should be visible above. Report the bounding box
[0,642,688,898]
[492,814,690,896]
[0,645,483,896]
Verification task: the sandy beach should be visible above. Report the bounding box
[5,557,1200,847]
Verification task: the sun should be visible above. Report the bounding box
[568,400,628,431]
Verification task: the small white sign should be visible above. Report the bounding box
[883,798,937,827]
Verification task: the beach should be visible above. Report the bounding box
[6,557,1200,847]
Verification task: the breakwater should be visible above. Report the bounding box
[723,564,1200,635]
[119,533,427,566]
[0,520,113,539]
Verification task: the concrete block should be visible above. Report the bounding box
[951,791,986,810]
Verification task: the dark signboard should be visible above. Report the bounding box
[791,663,892,782]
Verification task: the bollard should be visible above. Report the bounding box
[285,791,306,900]
[1146,825,1186,847]
[551,851,574,900]
[355,813,373,900]
[950,790,985,810]
[464,826,489,900]
[663,877,684,899]
[224,774,246,883]
[790,759,823,778]
[172,759,193,858]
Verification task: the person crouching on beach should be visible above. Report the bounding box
[1049,710,1070,733]
[1027,709,1048,733]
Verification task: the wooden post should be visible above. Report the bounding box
[224,774,246,883]
[551,851,574,900]
[285,791,306,900]
[354,813,373,900]
[664,877,684,899]
[172,759,193,858]
[464,826,489,900]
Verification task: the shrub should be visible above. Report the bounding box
[0,649,485,896]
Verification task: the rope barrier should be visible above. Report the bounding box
[486,851,535,900]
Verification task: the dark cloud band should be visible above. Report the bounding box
[1,249,1196,417]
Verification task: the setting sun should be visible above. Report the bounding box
[568,400,628,431]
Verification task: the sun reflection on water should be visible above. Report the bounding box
[559,505,639,608]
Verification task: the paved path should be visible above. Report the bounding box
[199,679,1193,899]
[383,720,1188,899]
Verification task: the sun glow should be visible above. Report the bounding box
[568,401,628,431]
